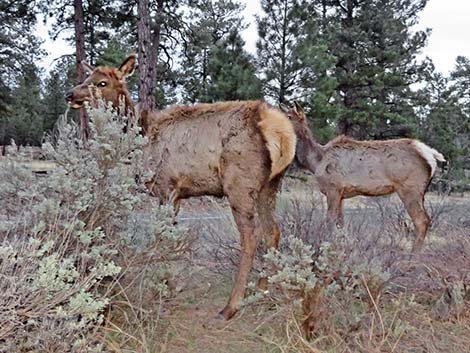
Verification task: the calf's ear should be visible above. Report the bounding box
[278,103,289,113]
[293,101,304,114]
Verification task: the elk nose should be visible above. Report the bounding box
[65,91,73,102]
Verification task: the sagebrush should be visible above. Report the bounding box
[0,102,191,352]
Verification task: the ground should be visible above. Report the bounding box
[104,173,470,353]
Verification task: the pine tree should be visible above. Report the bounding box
[42,57,76,134]
[40,0,117,64]
[448,56,470,178]
[415,60,469,185]
[109,0,183,109]
[450,56,470,117]
[0,0,40,75]
[256,0,310,104]
[206,30,263,102]
[0,0,43,119]
[6,64,44,146]
[179,0,246,102]
[302,0,430,139]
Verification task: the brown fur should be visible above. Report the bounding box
[67,55,297,319]
[258,105,297,179]
[285,102,445,252]
[65,57,136,118]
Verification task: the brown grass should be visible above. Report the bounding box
[102,174,470,352]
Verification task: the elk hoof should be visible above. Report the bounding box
[218,305,238,320]
[257,277,269,291]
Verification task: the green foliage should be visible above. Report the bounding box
[179,0,246,102]
[206,30,263,102]
[0,0,44,138]
[451,56,470,115]
[41,56,76,134]
[256,0,309,103]
[301,0,430,139]
[1,63,44,146]
[416,59,470,188]
[39,0,117,64]
[0,0,42,78]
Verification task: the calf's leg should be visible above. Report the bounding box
[397,189,430,252]
[326,190,344,231]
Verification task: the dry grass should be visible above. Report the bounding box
[102,174,470,352]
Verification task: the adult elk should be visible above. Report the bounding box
[283,102,445,252]
[66,55,297,319]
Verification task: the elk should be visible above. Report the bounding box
[66,55,297,319]
[283,102,445,252]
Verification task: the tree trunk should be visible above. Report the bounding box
[337,0,367,139]
[137,0,164,133]
[151,0,164,74]
[278,0,289,104]
[73,0,89,139]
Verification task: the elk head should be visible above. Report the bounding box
[65,54,136,111]
[280,101,324,171]
[280,101,309,137]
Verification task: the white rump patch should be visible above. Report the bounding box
[412,141,446,176]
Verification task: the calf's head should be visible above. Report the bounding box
[280,101,310,137]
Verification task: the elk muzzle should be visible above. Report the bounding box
[65,88,89,109]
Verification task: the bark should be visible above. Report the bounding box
[337,0,363,139]
[279,0,289,104]
[73,0,89,139]
[137,0,164,132]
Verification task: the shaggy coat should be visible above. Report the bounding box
[66,55,296,320]
[285,102,445,251]
[144,101,296,203]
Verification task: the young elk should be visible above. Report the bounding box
[66,55,297,319]
[283,102,445,252]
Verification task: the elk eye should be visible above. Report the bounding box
[97,81,107,87]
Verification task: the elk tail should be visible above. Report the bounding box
[258,103,297,180]
[412,140,446,177]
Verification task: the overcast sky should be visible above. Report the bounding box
[38,0,470,75]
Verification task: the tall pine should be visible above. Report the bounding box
[206,30,262,102]
[0,1,43,145]
[302,0,430,139]
[6,64,44,146]
[179,0,246,102]
[256,0,310,104]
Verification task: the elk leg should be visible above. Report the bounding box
[145,177,180,214]
[169,189,181,215]
[256,178,282,290]
[220,176,259,320]
[397,189,430,252]
[326,191,344,230]
[221,201,257,320]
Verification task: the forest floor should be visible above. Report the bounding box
[105,174,470,353]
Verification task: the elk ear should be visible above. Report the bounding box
[81,61,95,76]
[118,54,137,78]
[278,103,289,113]
[293,101,304,114]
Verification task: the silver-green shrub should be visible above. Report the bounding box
[251,198,404,339]
[0,102,190,352]
[263,230,392,299]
